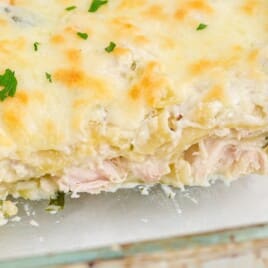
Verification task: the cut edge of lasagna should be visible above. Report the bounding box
[0,0,267,222]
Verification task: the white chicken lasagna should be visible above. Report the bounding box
[0,0,267,219]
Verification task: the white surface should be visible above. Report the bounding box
[1,175,268,260]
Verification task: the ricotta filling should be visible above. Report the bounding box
[58,157,171,194]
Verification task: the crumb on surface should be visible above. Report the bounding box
[161,185,176,199]
[11,216,21,222]
[29,219,39,227]
[139,185,150,195]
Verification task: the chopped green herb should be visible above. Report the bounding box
[46,192,65,212]
[0,69,17,101]
[45,72,52,83]
[77,32,88,40]
[196,23,207,31]
[33,42,40,51]
[105,41,116,53]
[131,61,137,71]
[65,5,77,11]
[89,0,108,12]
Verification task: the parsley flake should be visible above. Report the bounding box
[46,192,65,212]
[65,5,77,11]
[89,0,108,12]
[196,23,207,31]
[0,69,17,101]
[45,72,52,83]
[77,32,88,40]
[131,61,137,71]
[34,42,40,51]
[105,41,116,53]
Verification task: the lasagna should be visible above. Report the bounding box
[0,0,267,219]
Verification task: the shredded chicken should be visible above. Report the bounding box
[185,138,268,182]
[59,137,267,194]
[58,158,170,194]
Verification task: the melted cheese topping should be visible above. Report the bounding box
[0,0,267,188]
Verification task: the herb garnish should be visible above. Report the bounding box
[77,32,88,40]
[65,5,77,11]
[0,69,18,101]
[45,72,52,83]
[34,42,40,51]
[105,41,116,53]
[196,23,207,31]
[89,0,108,12]
[46,192,65,212]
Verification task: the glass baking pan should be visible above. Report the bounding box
[0,175,268,268]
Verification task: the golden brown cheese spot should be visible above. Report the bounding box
[54,69,88,88]
[161,37,176,49]
[221,47,244,68]
[15,91,29,105]
[0,134,13,147]
[111,18,138,32]
[64,26,76,35]
[9,0,16,5]
[133,35,149,45]
[0,38,25,54]
[248,49,259,63]
[189,59,215,76]
[189,46,244,77]
[45,120,55,133]
[2,90,28,107]
[4,90,45,107]
[113,47,131,56]
[110,17,139,40]
[142,5,167,20]
[50,35,65,45]
[0,19,8,26]
[119,0,144,9]
[174,0,213,20]
[174,9,187,20]
[129,62,170,107]
[189,0,213,12]
[72,98,89,109]
[44,120,58,137]
[241,0,259,15]
[129,84,141,100]
[65,49,82,65]
[129,62,157,101]
[232,45,243,53]
[3,110,23,130]
[54,69,111,99]
[203,85,228,104]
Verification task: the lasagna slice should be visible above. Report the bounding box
[0,0,267,218]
